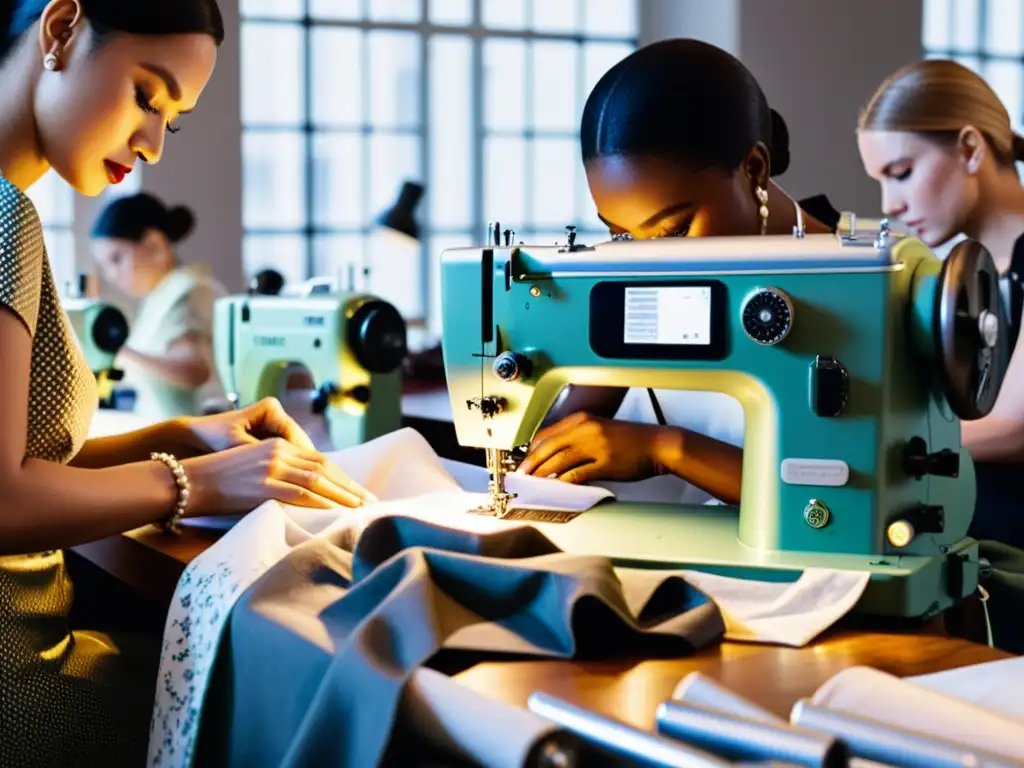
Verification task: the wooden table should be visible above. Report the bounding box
[69,521,1011,725]
[72,382,1011,721]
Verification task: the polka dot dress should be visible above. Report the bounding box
[0,178,157,767]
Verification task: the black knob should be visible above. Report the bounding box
[492,351,531,382]
[904,436,960,479]
[92,306,129,354]
[347,385,371,404]
[741,288,793,345]
[312,383,338,415]
[347,300,408,374]
[108,369,124,382]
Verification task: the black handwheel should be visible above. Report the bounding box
[935,239,1010,420]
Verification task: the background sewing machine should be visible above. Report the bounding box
[440,221,1010,619]
[63,294,130,410]
[214,288,409,450]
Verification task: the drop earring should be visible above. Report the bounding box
[756,186,769,235]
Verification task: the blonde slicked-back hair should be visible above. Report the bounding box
[859,59,1023,167]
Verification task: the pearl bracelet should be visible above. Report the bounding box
[151,452,191,534]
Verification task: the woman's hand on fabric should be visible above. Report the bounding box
[182,437,375,515]
[516,411,677,484]
[183,396,319,454]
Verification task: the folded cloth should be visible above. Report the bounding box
[810,666,1024,762]
[149,509,724,767]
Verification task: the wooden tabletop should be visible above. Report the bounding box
[456,630,1009,725]
[69,520,1011,725]
[72,382,1011,722]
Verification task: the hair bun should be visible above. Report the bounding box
[768,108,791,176]
[165,205,195,243]
[1013,134,1024,163]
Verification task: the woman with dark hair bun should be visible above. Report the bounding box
[519,39,841,506]
[0,1,370,763]
[91,192,227,420]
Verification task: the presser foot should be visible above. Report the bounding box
[474,490,518,519]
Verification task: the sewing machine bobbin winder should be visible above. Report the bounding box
[440,218,1011,619]
[214,290,409,450]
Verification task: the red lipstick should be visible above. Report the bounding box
[104,160,132,184]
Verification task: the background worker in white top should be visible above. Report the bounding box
[90,192,226,420]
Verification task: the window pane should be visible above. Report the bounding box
[310,0,361,20]
[984,60,1024,133]
[430,0,472,25]
[243,131,306,229]
[429,233,473,335]
[583,42,633,100]
[985,0,1023,54]
[25,170,73,225]
[369,0,422,22]
[241,0,302,19]
[311,28,364,127]
[366,230,423,320]
[531,0,579,33]
[582,0,637,37]
[312,133,364,228]
[482,0,526,29]
[531,41,579,131]
[530,138,576,228]
[923,0,951,50]
[429,36,472,229]
[313,235,367,291]
[485,136,526,225]
[484,39,526,130]
[242,23,304,125]
[951,0,979,52]
[368,31,422,130]
[953,55,982,73]
[43,229,75,298]
[369,134,422,227]
[244,235,307,288]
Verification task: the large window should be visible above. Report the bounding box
[26,171,76,297]
[923,0,1024,133]
[240,0,637,334]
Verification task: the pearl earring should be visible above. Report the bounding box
[756,186,769,235]
[43,49,60,71]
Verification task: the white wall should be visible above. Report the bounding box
[639,0,924,217]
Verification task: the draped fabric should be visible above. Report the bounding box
[189,516,724,767]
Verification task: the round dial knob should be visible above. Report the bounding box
[492,351,531,382]
[741,288,794,345]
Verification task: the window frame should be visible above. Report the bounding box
[241,0,638,329]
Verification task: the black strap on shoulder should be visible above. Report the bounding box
[646,388,668,426]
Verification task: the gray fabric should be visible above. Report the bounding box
[194,515,725,767]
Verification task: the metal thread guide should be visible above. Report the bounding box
[466,394,518,518]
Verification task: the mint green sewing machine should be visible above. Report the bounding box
[63,297,130,408]
[440,220,1010,619]
[214,291,408,450]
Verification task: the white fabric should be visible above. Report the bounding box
[809,666,1024,761]
[908,656,1024,721]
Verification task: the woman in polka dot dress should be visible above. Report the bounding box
[0,2,371,765]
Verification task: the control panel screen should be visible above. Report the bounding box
[589,280,727,361]
[623,286,711,346]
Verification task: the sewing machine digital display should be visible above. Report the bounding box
[590,280,728,360]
